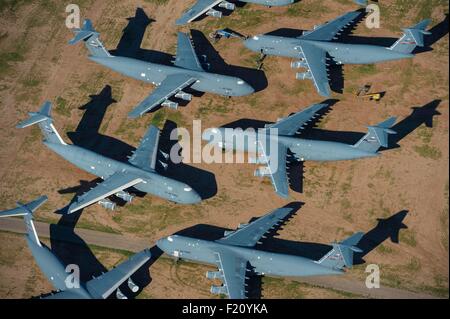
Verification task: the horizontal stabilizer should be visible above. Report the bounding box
[316,232,364,270]
[368,117,397,148]
[0,196,48,218]
[0,196,48,247]
[403,19,432,47]
[390,19,431,53]
[68,19,97,45]
[16,101,52,128]
[353,117,397,153]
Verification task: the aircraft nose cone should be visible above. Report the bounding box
[189,191,202,204]
[244,83,255,95]
[243,38,254,51]
[156,239,167,251]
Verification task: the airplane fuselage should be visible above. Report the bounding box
[44,142,201,204]
[27,237,93,298]
[245,36,414,64]
[89,56,254,97]
[157,235,342,277]
[203,128,377,161]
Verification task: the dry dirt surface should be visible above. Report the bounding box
[0,0,448,299]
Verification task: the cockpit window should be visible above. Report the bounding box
[167,236,174,242]
[184,187,192,192]
[253,35,259,40]
[237,80,244,85]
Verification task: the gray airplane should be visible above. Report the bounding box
[69,19,254,118]
[243,10,431,96]
[157,205,364,299]
[202,102,397,197]
[18,102,202,214]
[0,196,151,299]
[176,0,367,25]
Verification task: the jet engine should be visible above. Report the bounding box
[98,198,116,210]
[206,9,222,18]
[116,191,133,203]
[291,60,308,69]
[116,288,128,299]
[296,71,313,80]
[175,91,192,101]
[254,166,271,177]
[218,1,235,10]
[210,285,227,295]
[127,278,139,293]
[162,100,179,110]
[206,271,222,280]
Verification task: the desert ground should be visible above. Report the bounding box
[0,0,448,299]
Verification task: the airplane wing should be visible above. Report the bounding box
[216,207,294,247]
[67,172,143,214]
[176,0,223,25]
[86,249,151,299]
[174,32,203,71]
[212,248,248,299]
[297,43,331,97]
[267,103,328,136]
[300,11,362,41]
[254,141,289,198]
[128,125,160,171]
[128,74,197,118]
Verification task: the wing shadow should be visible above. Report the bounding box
[190,29,268,92]
[159,120,218,200]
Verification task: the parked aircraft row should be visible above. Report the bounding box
[1,198,368,299]
[1,2,438,299]
[69,10,430,116]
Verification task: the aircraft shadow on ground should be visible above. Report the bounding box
[60,85,217,208]
[171,203,409,298]
[109,8,173,65]
[219,99,441,194]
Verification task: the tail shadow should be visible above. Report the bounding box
[109,7,173,65]
[353,210,409,264]
[67,85,134,162]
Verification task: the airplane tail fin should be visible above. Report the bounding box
[17,101,66,145]
[315,232,364,270]
[68,19,111,58]
[0,196,48,247]
[390,19,432,54]
[353,117,397,153]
